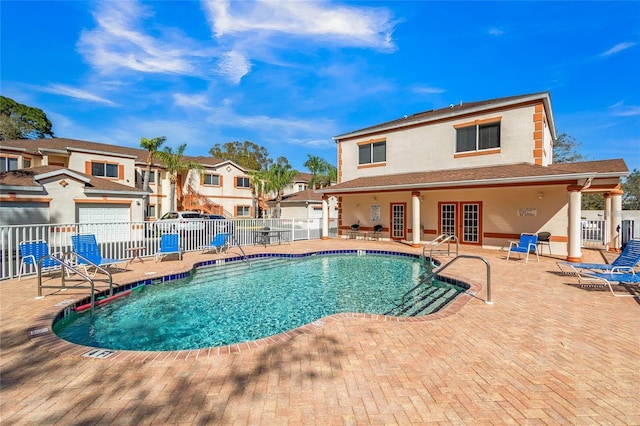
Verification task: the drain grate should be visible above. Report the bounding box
[29,327,49,336]
[83,349,116,359]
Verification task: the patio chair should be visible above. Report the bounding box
[557,239,640,276]
[201,233,229,254]
[71,234,126,275]
[155,233,182,262]
[537,231,552,255]
[577,270,640,298]
[506,233,539,263]
[368,224,383,241]
[18,240,61,280]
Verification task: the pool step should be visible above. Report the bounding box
[193,257,294,281]
[385,283,460,317]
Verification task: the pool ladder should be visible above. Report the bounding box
[401,254,493,308]
[36,253,113,312]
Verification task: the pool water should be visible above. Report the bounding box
[53,253,466,351]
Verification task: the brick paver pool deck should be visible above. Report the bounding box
[1,239,639,424]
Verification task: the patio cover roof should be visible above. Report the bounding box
[317,159,628,195]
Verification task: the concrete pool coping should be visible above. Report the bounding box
[2,239,639,424]
[28,248,483,361]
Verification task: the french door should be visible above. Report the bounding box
[390,203,406,240]
[439,202,482,245]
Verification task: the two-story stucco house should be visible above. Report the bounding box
[0,138,255,225]
[317,92,629,262]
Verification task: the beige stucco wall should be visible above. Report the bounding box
[38,175,144,223]
[340,104,539,182]
[338,184,569,255]
[67,152,137,188]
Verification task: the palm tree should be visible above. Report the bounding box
[155,144,202,211]
[248,169,268,218]
[263,158,298,218]
[304,154,328,189]
[139,136,166,217]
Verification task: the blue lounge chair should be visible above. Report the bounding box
[506,233,539,263]
[557,239,640,276]
[155,233,182,262]
[71,234,125,275]
[578,270,640,298]
[201,233,229,254]
[18,240,61,280]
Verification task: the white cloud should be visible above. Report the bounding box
[202,0,396,50]
[173,93,212,110]
[78,0,207,76]
[39,84,117,106]
[611,105,640,117]
[488,27,505,36]
[412,86,445,95]
[600,42,636,57]
[217,51,251,84]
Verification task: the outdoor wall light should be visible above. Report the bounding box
[538,192,544,200]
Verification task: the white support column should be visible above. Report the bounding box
[566,185,583,262]
[603,193,612,248]
[411,191,421,248]
[321,195,329,240]
[609,189,623,251]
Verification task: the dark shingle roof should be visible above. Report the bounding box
[0,137,226,168]
[0,165,146,194]
[320,159,628,193]
[334,92,554,141]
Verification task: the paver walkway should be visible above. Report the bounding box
[1,240,639,424]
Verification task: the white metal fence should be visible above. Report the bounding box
[0,218,339,280]
[581,219,638,246]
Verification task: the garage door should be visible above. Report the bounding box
[0,202,50,226]
[78,205,130,242]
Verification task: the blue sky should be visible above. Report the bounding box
[2,1,639,174]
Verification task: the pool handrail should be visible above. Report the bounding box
[402,254,493,305]
[37,253,113,312]
[432,255,492,304]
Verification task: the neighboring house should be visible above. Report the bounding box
[0,138,255,225]
[286,172,311,195]
[265,189,338,219]
[318,92,629,261]
[0,165,146,225]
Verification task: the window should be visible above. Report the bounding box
[23,158,31,168]
[203,173,220,186]
[297,184,306,191]
[136,170,156,184]
[236,176,250,188]
[146,205,156,218]
[358,141,386,165]
[91,162,118,178]
[456,121,500,153]
[236,205,251,217]
[0,156,18,172]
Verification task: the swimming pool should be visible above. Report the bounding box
[53,251,468,351]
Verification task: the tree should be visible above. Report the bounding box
[552,133,602,209]
[248,169,268,218]
[0,96,54,140]
[209,141,272,171]
[139,136,166,217]
[263,157,298,218]
[553,133,585,164]
[155,144,203,211]
[303,154,337,189]
[622,169,640,210]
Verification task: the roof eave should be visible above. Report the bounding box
[334,92,553,141]
[319,171,610,194]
